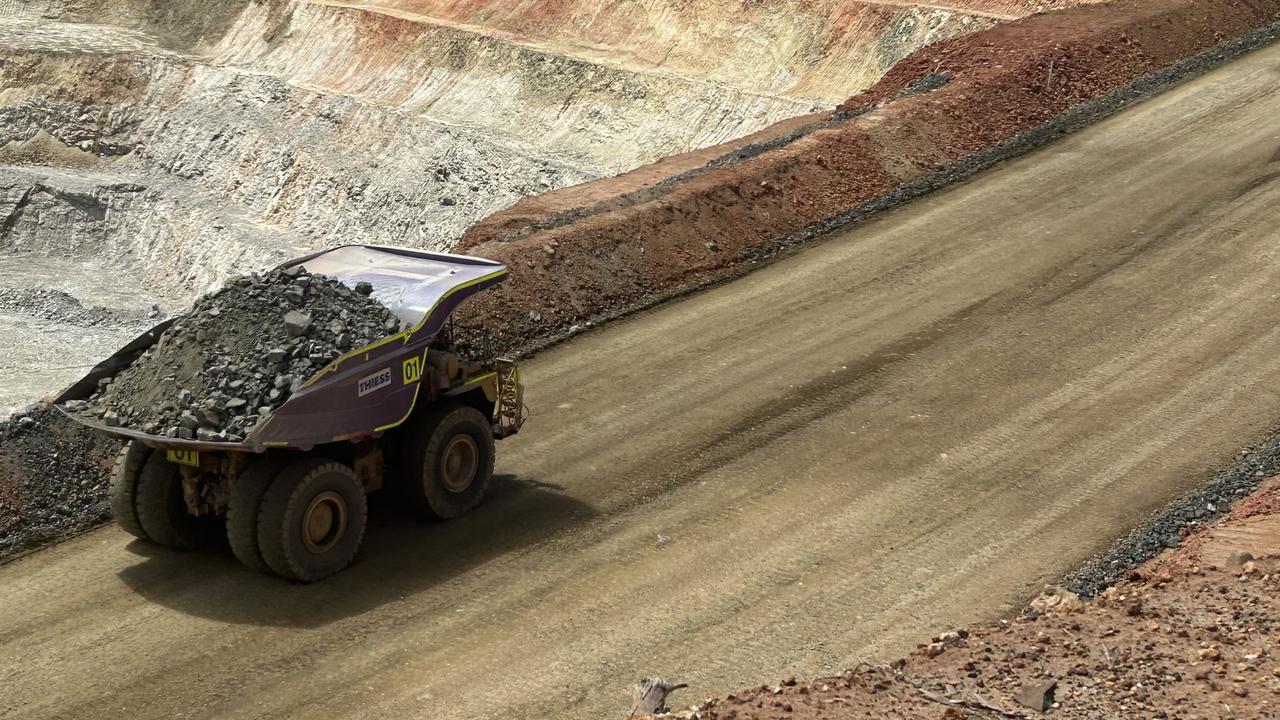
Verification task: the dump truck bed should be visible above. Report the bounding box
[56,245,508,452]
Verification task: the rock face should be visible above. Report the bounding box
[78,268,400,442]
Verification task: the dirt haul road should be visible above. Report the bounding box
[4,43,1280,720]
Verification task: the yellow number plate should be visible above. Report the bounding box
[402,355,423,384]
[167,449,200,467]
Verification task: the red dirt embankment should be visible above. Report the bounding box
[455,0,1280,353]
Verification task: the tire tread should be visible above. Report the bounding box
[109,442,151,540]
[135,452,204,550]
[258,459,367,582]
[226,455,290,573]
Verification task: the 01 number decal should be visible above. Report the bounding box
[402,355,423,384]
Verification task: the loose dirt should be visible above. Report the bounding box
[78,268,398,441]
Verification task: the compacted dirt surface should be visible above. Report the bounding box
[643,481,1280,719]
[2,42,1280,720]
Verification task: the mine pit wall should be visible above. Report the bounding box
[209,2,822,173]
[454,0,1280,353]
[0,42,592,298]
[359,0,1040,101]
[0,0,1040,307]
[0,0,265,50]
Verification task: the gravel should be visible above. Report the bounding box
[1063,433,1280,598]
[74,267,400,442]
[0,287,153,329]
[0,404,116,559]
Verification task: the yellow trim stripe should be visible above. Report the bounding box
[453,371,497,390]
[375,384,422,432]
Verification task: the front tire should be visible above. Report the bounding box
[109,441,152,540]
[257,459,367,582]
[135,452,208,550]
[403,403,495,520]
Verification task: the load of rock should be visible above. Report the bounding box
[65,267,401,442]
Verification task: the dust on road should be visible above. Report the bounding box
[2,42,1280,720]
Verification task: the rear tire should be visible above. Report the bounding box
[226,455,290,573]
[403,403,495,520]
[257,459,367,582]
[135,452,207,550]
[109,442,151,540]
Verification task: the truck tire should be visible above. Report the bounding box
[226,455,290,573]
[135,452,207,550]
[257,459,367,582]
[404,403,494,520]
[109,441,151,540]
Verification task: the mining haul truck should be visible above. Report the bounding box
[56,245,525,581]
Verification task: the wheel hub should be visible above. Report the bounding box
[302,490,347,554]
[441,434,479,493]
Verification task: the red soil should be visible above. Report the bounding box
[454,0,1280,355]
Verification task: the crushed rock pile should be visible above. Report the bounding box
[66,267,401,442]
[0,287,155,328]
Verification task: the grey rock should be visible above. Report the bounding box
[284,310,312,337]
[1014,680,1057,712]
[197,407,223,427]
